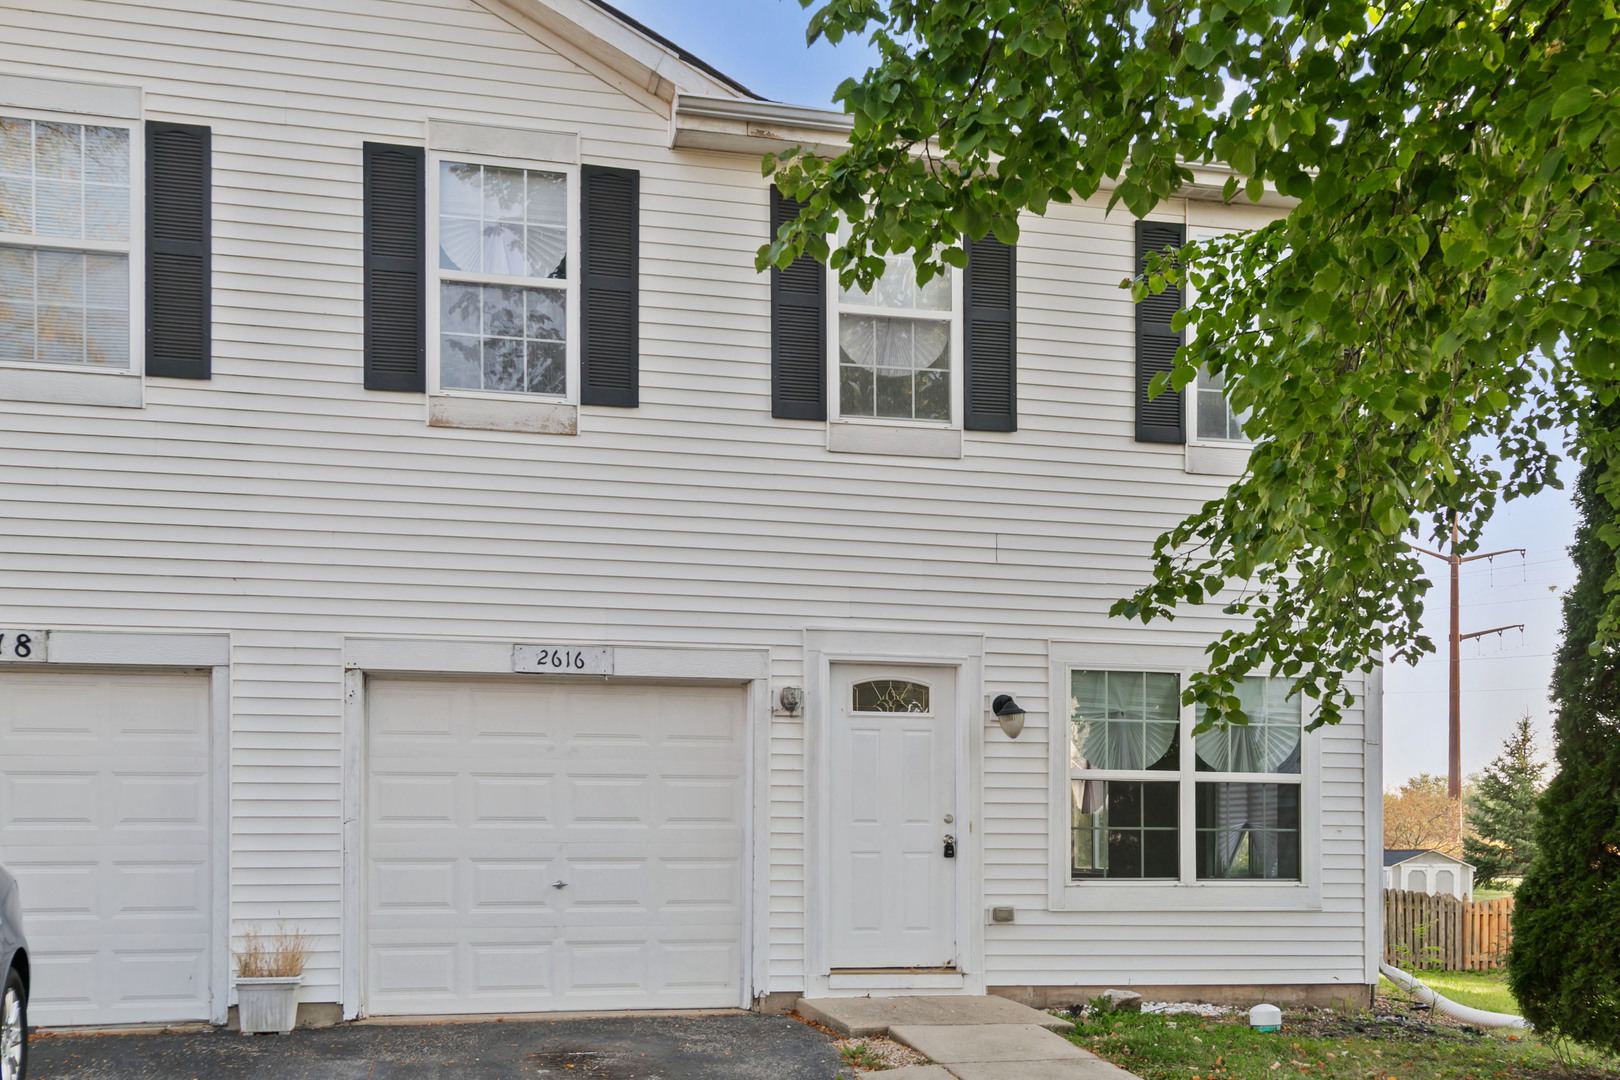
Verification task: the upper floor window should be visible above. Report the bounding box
[1067,670,1302,883]
[835,254,955,423]
[1194,366,1251,442]
[431,157,574,399]
[0,115,133,369]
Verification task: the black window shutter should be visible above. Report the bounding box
[580,165,640,407]
[769,187,825,421]
[1135,220,1186,443]
[963,233,1017,432]
[145,121,211,379]
[362,142,425,392]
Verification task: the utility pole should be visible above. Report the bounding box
[1410,515,1525,801]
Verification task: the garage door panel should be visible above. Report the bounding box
[470,773,555,825]
[470,942,555,997]
[0,670,213,1026]
[2,771,100,829]
[469,858,557,913]
[369,942,460,1002]
[365,677,745,1015]
[113,771,208,828]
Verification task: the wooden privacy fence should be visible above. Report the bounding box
[1383,889,1516,971]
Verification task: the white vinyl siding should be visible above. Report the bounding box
[0,0,1373,1012]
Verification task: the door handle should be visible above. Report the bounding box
[553,880,568,889]
[943,834,956,859]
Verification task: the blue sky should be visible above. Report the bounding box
[605,0,875,107]
[614,0,1579,788]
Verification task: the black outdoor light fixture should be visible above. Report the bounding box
[992,694,1026,739]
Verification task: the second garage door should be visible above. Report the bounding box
[365,677,747,1015]
[0,669,214,1027]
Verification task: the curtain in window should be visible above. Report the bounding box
[1070,670,1179,771]
[1195,782,1300,879]
[1194,676,1301,773]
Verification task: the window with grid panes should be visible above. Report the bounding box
[835,254,954,423]
[0,116,132,369]
[435,160,569,397]
[1193,677,1302,880]
[1068,671,1303,882]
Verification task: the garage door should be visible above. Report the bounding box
[365,678,746,1015]
[0,670,213,1026]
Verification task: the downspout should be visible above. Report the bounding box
[1378,964,1531,1029]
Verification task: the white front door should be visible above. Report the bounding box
[828,664,956,970]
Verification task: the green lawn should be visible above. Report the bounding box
[1390,969,1521,1016]
[1067,1008,1620,1080]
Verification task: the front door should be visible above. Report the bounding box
[828,664,956,969]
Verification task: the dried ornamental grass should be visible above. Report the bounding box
[234,922,310,979]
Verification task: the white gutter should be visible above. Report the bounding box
[1379,963,1531,1030]
[670,94,1297,208]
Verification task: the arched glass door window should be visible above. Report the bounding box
[852,679,931,713]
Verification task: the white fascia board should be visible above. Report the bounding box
[672,93,855,155]
[673,93,1297,210]
[474,0,747,106]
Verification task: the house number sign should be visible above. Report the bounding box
[513,644,613,676]
[0,630,47,662]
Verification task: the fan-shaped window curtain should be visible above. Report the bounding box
[1191,677,1303,880]
[1070,670,1179,771]
[1193,676,1301,773]
[1068,670,1181,880]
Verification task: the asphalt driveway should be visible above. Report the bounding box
[27,1013,845,1080]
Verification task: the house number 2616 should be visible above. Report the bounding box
[0,630,46,662]
[512,644,613,676]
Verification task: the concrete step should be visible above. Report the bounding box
[796,994,1073,1037]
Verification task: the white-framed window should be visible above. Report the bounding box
[427,150,578,401]
[0,111,140,373]
[1185,225,1253,446]
[831,254,961,425]
[1051,642,1314,908]
[1193,366,1251,442]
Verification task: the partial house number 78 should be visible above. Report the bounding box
[0,630,47,661]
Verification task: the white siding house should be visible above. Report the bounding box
[0,0,1381,1028]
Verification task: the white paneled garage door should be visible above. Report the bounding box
[0,670,214,1026]
[365,678,747,1015]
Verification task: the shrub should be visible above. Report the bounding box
[1509,436,1620,1052]
[234,922,311,979]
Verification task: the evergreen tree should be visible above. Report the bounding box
[1510,433,1620,1051]
[1463,715,1545,885]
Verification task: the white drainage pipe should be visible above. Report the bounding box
[1379,963,1531,1030]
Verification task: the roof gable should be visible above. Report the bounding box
[1384,848,1472,869]
[473,0,759,111]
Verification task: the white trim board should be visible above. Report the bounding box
[801,628,986,999]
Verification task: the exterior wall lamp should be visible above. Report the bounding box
[991,694,1026,739]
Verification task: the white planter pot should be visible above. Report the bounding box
[235,976,302,1035]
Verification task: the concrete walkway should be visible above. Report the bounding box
[798,996,1140,1080]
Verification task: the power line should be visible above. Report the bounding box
[1408,516,1529,803]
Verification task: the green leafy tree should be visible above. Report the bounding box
[762,0,1620,733]
[1511,439,1620,1050]
[1463,713,1546,884]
